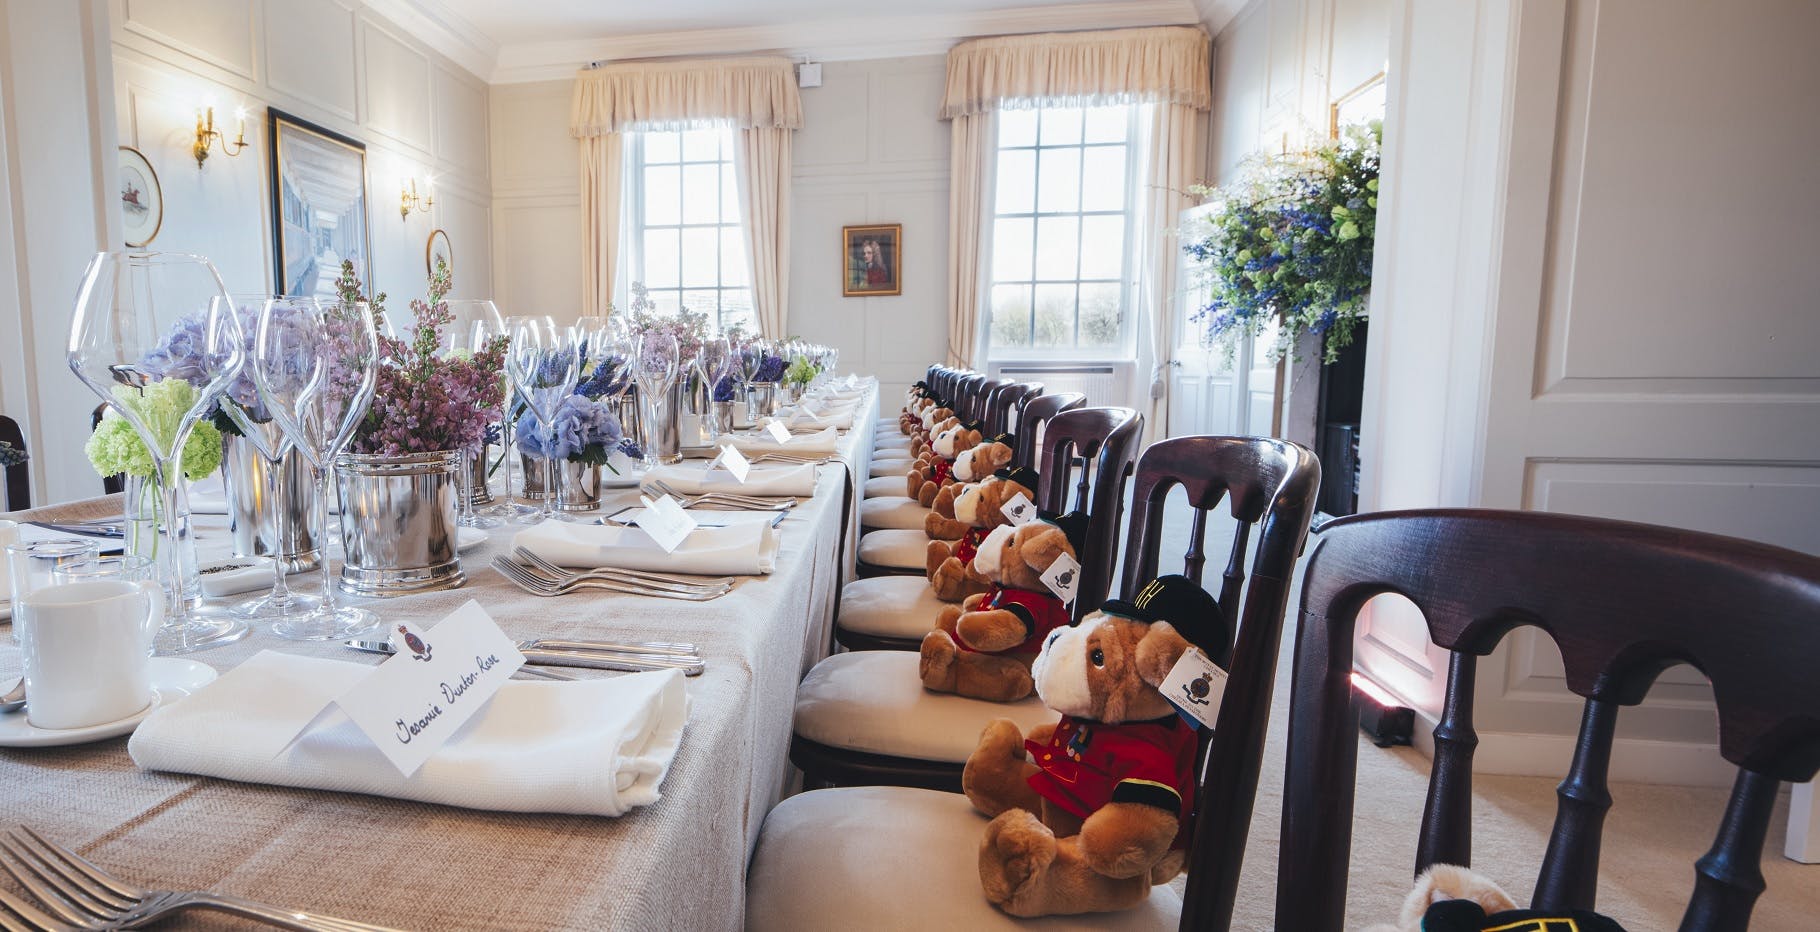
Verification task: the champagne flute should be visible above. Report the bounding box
[500,314,555,517]
[214,295,321,621]
[506,318,578,525]
[442,300,507,530]
[68,251,248,654]
[696,336,733,441]
[252,296,380,641]
[633,330,680,466]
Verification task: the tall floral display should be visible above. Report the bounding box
[1185,121,1380,364]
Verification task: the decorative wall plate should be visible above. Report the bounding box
[427,228,452,277]
[117,146,163,247]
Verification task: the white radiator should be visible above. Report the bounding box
[989,363,1129,407]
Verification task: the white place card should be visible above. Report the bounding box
[764,420,793,444]
[708,443,752,483]
[1000,491,1037,526]
[635,494,699,553]
[332,601,527,776]
[1039,550,1082,606]
[1160,646,1228,730]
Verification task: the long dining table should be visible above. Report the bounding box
[0,384,880,930]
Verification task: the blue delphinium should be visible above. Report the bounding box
[712,375,738,402]
[516,394,623,467]
[754,352,787,383]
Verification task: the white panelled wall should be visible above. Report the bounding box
[1205,0,1820,786]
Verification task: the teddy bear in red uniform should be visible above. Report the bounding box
[919,513,1086,702]
[925,466,1040,602]
[960,574,1227,917]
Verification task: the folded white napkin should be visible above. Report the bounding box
[513,519,779,575]
[782,406,858,430]
[646,462,821,497]
[725,426,839,455]
[129,651,688,817]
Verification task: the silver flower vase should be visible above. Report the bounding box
[641,381,684,464]
[519,455,602,510]
[222,435,320,574]
[334,450,465,596]
[749,381,781,421]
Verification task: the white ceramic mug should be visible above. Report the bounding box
[19,579,162,729]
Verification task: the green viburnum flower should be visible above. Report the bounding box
[85,381,224,480]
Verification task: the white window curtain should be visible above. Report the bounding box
[939,25,1210,426]
[571,57,803,337]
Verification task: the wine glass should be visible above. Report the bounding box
[252,295,380,641]
[68,251,248,654]
[499,314,556,517]
[506,318,578,524]
[442,300,507,530]
[633,330,680,465]
[213,295,321,622]
[696,336,733,441]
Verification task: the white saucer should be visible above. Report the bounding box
[457,527,487,553]
[0,657,218,748]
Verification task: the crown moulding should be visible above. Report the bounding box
[366,0,1210,85]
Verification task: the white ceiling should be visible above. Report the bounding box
[365,0,1229,83]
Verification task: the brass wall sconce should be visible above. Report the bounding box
[193,105,249,167]
[400,177,434,218]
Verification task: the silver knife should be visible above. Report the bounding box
[344,639,705,676]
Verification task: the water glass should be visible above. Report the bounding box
[7,539,101,643]
[53,554,156,585]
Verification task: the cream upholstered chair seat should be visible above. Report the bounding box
[792,651,1052,763]
[746,786,1182,931]
[868,457,913,479]
[863,476,908,499]
[856,529,928,569]
[835,576,947,640]
[859,496,929,530]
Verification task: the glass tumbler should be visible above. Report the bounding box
[7,539,102,644]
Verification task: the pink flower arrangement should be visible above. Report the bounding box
[339,260,508,456]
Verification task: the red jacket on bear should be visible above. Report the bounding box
[958,586,1069,655]
[1025,715,1197,849]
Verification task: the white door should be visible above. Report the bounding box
[1168,205,1280,440]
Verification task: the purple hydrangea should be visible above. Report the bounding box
[516,394,624,465]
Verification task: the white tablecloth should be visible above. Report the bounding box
[0,387,881,931]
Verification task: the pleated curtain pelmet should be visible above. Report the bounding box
[571,57,803,333]
[938,25,1211,408]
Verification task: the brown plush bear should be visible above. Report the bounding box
[1359,865,1520,932]
[960,575,1225,917]
[907,423,985,504]
[919,515,1084,702]
[926,467,1039,601]
[911,409,955,460]
[926,436,1014,534]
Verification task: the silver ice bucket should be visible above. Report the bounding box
[334,450,465,596]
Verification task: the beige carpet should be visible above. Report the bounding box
[1133,493,1816,930]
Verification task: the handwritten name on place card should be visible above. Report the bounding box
[332,601,526,776]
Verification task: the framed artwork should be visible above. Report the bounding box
[267,108,371,297]
[1330,71,1388,139]
[842,223,901,297]
[426,228,452,278]
[117,146,162,248]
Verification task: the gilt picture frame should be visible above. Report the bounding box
[268,108,371,297]
[842,223,901,297]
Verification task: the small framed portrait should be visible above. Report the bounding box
[117,146,163,248]
[426,228,452,278]
[842,223,901,297]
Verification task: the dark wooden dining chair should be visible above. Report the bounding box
[1121,435,1322,931]
[1013,391,1084,470]
[795,406,1144,790]
[0,415,27,511]
[753,434,1321,932]
[981,381,1040,437]
[1275,508,1820,932]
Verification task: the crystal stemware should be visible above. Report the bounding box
[633,330,680,466]
[506,318,578,525]
[499,314,555,517]
[441,300,507,530]
[696,336,733,441]
[213,295,321,621]
[252,296,380,641]
[68,251,248,654]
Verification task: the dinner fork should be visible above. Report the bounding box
[0,825,400,931]
[493,558,729,602]
[646,480,796,510]
[512,548,736,590]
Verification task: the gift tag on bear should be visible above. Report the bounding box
[634,494,698,553]
[764,419,793,444]
[1161,646,1228,730]
[708,443,751,483]
[1000,491,1037,526]
[1039,551,1082,606]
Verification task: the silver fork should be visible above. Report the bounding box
[0,825,399,931]
[646,480,796,510]
[493,558,729,601]
[512,547,736,588]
